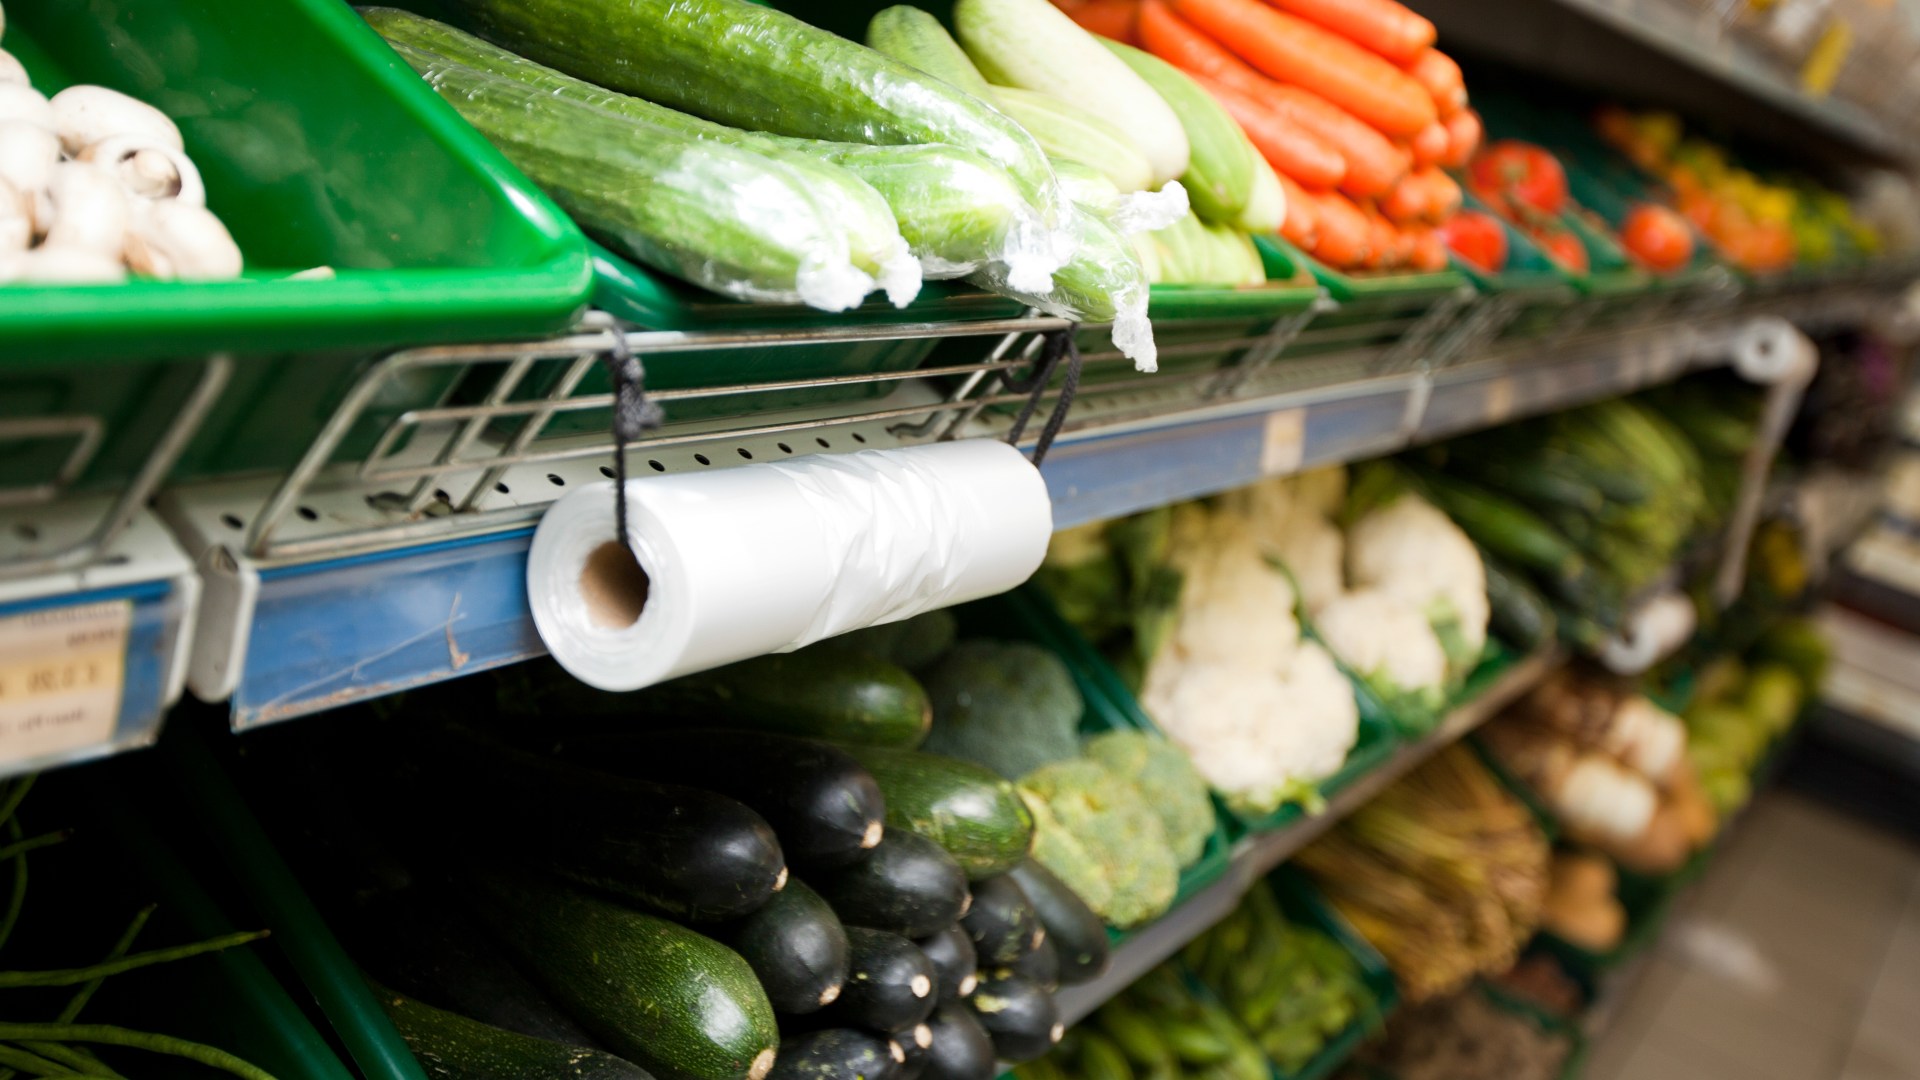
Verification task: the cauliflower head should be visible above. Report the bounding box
[1083,730,1215,867]
[1168,515,1300,671]
[1316,588,1448,709]
[922,640,1084,780]
[1347,493,1490,661]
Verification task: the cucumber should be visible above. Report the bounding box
[377,988,652,1080]
[959,875,1042,967]
[848,748,1035,879]
[814,831,970,939]
[1004,934,1059,992]
[1098,40,1258,223]
[920,1006,997,1080]
[989,87,1155,195]
[1413,473,1583,578]
[436,0,1061,219]
[377,38,867,311]
[813,927,937,1033]
[866,7,994,98]
[898,1023,934,1080]
[469,872,778,1080]
[418,723,785,922]
[560,731,885,870]
[914,926,979,1003]
[769,1029,903,1080]
[657,652,932,749]
[715,878,849,1015]
[966,975,1062,1063]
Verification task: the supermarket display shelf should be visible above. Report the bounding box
[1052,646,1564,1026]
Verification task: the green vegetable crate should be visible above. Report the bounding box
[1446,190,1580,354]
[1253,237,1473,374]
[1003,582,1399,842]
[952,589,1234,942]
[1258,867,1399,1080]
[0,0,595,492]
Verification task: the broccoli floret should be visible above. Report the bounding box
[824,609,958,671]
[1020,789,1114,914]
[1020,759,1179,928]
[1083,731,1214,868]
[921,640,1084,780]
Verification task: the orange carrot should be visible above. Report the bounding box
[1405,48,1466,118]
[1420,165,1462,222]
[1380,171,1428,225]
[1409,121,1448,166]
[1267,0,1435,64]
[1055,0,1143,42]
[1266,84,1409,197]
[1197,76,1348,189]
[1172,0,1436,136]
[1441,108,1481,168]
[1275,173,1321,249]
[1407,225,1448,271]
[1307,189,1372,268]
[1361,203,1400,269]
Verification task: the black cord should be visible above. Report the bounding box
[600,331,665,547]
[1004,327,1083,467]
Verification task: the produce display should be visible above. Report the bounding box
[1539,851,1626,953]
[1295,746,1550,1002]
[1021,963,1269,1080]
[1479,668,1717,875]
[1488,955,1586,1019]
[0,13,241,284]
[1683,620,1826,814]
[1349,986,1575,1080]
[1183,878,1380,1073]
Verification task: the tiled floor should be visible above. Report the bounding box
[1583,791,1920,1080]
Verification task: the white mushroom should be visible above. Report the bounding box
[49,85,181,155]
[0,50,28,87]
[41,161,128,259]
[125,200,242,280]
[81,134,204,204]
[18,247,126,284]
[0,119,60,209]
[0,83,52,128]
[0,177,28,251]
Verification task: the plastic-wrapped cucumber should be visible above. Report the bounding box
[867,6,995,98]
[970,208,1156,372]
[369,9,919,306]
[1052,160,1123,218]
[1052,162,1191,240]
[387,42,871,310]
[437,0,1066,224]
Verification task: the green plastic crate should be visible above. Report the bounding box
[1259,867,1399,1080]
[1254,237,1469,368]
[0,0,595,489]
[951,589,1235,944]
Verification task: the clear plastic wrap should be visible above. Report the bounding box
[371,9,919,306]
[388,40,871,310]
[438,0,1067,225]
[969,207,1157,372]
[1052,163,1191,240]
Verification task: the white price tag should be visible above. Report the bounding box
[1483,377,1516,425]
[0,600,130,765]
[1259,408,1306,475]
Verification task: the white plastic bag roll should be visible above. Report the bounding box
[527,439,1053,691]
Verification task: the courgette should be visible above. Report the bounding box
[1099,40,1257,223]
[814,830,970,939]
[914,926,979,1003]
[378,988,652,1080]
[959,875,1042,967]
[1414,473,1583,578]
[768,1029,903,1080]
[920,1006,997,1080]
[848,748,1035,879]
[469,872,778,1080]
[437,0,1062,220]
[653,651,933,749]
[559,730,885,871]
[1004,861,1108,985]
[866,7,994,98]
[966,975,1061,1063]
[417,723,785,922]
[897,1024,934,1080]
[714,878,850,1015]
[1004,933,1059,991]
[989,87,1155,195]
[813,927,937,1033]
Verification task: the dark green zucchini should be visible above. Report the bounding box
[644,652,932,748]
[768,1029,903,1080]
[714,878,849,1015]
[847,748,1033,879]
[813,928,936,1033]
[378,988,652,1080]
[919,1006,996,1080]
[967,975,1061,1063]
[559,731,885,870]
[422,723,785,921]
[959,875,1042,967]
[1005,861,1109,985]
[468,871,779,1080]
[897,1024,933,1080]
[913,926,978,1003]
[1004,934,1058,992]
[814,831,969,939]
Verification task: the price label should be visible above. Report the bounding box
[1259,408,1306,475]
[0,600,130,765]
[1483,377,1516,425]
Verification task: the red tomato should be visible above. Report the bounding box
[1620,203,1694,273]
[1469,140,1569,218]
[1439,210,1507,273]
[1532,226,1590,274]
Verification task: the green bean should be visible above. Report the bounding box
[14,1044,110,1079]
[0,833,71,865]
[0,931,268,988]
[0,819,27,952]
[0,777,36,830]
[0,1043,71,1076]
[0,1026,277,1080]
[58,906,154,1024]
